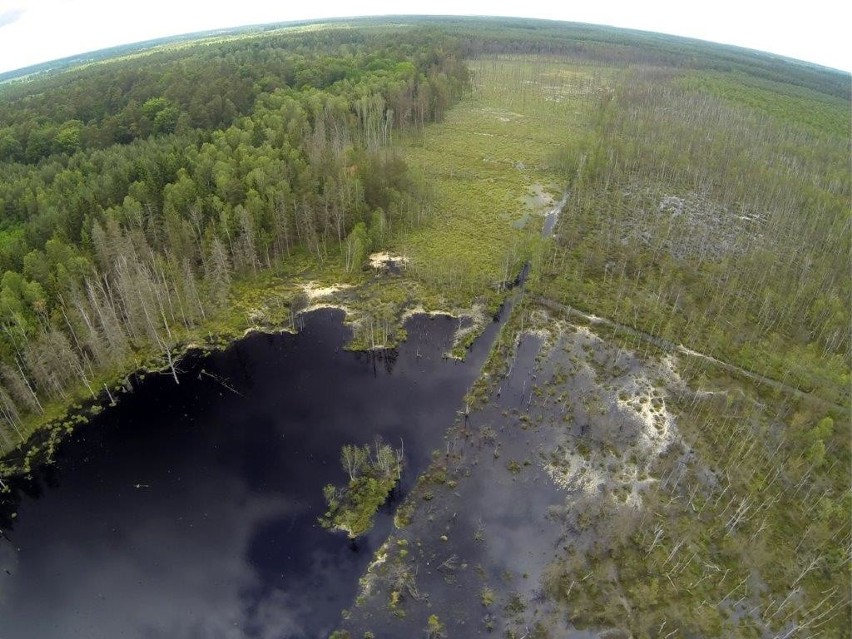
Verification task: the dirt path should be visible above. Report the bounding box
[530,295,846,412]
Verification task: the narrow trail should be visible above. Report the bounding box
[530,190,845,412]
[530,295,846,412]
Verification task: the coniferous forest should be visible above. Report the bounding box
[0,26,469,447]
[0,17,848,639]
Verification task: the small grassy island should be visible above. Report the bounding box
[321,441,404,538]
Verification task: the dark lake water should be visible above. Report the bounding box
[0,309,498,638]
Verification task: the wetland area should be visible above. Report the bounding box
[0,17,847,638]
[0,309,501,638]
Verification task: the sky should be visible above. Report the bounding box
[0,0,849,74]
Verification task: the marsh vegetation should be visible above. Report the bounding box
[321,440,404,539]
[0,16,848,639]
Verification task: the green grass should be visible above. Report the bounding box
[395,57,601,307]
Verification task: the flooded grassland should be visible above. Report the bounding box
[341,302,849,638]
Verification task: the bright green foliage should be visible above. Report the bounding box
[676,71,850,139]
[320,441,402,538]
[345,223,369,273]
[0,25,470,452]
[803,416,835,466]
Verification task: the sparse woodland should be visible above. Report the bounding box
[538,63,850,405]
[321,440,404,538]
[459,40,850,637]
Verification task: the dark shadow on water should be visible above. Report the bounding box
[0,309,500,639]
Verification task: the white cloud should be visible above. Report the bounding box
[0,7,25,28]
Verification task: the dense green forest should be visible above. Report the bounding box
[0,25,468,448]
[0,15,849,639]
[0,18,847,451]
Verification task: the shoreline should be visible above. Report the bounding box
[0,287,502,481]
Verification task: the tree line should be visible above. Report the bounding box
[0,27,467,164]
[0,27,470,448]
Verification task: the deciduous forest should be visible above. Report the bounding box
[0,16,848,639]
[0,26,468,448]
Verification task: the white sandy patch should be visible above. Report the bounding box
[615,374,676,457]
[400,305,455,322]
[542,329,681,514]
[450,303,487,352]
[523,327,553,343]
[357,541,390,600]
[247,308,266,324]
[368,251,410,270]
[304,302,351,315]
[572,324,604,344]
[302,281,352,301]
[544,450,606,495]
